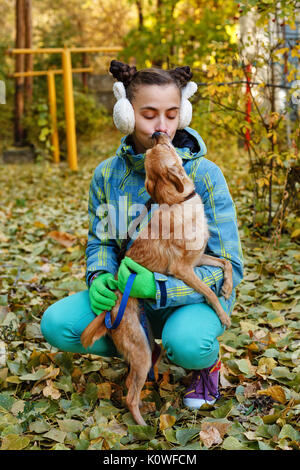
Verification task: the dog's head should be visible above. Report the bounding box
[145,132,194,204]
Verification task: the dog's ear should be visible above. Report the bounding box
[145,177,155,197]
[167,165,184,193]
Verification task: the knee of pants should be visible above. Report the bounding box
[161,302,225,370]
[40,290,91,351]
[41,302,68,350]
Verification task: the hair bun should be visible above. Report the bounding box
[169,66,193,87]
[109,60,137,87]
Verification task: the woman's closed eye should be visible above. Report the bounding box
[142,112,178,120]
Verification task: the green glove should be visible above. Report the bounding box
[89,272,118,316]
[117,256,156,299]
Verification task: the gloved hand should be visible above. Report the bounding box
[117,256,156,299]
[89,272,118,315]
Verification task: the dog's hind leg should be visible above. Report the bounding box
[169,264,231,328]
[197,254,233,300]
[125,333,152,426]
[126,363,149,426]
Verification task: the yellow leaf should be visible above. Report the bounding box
[1,434,30,450]
[240,321,260,334]
[275,47,289,55]
[256,357,277,378]
[291,228,300,239]
[159,414,176,431]
[34,220,46,229]
[291,49,300,58]
[257,385,287,404]
[97,382,112,400]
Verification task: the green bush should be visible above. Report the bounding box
[23,86,112,161]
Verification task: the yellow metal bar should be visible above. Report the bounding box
[8,47,122,54]
[6,46,123,171]
[69,47,123,53]
[11,67,93,78]
[47,71,60,164]
[61,48,78,171]
[7,48,64,54]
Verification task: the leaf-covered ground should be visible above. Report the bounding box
[0,130,299,450]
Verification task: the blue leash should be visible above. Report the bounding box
[105,272,155,381]
[105,273,137,330]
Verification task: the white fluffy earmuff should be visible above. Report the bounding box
[178,81,198,130]
[112,80,198,134]
[112,82,135,135]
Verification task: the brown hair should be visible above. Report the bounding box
[109,60,193,102]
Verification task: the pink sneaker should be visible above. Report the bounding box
[183,359,221,409]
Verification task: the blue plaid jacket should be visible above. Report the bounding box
[85,127,243,315]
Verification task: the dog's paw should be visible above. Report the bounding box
[221,280,233,300]
[222,315,231,328]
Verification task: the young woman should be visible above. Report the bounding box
[41,60,243,409]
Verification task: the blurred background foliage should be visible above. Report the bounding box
[0,0,299,237]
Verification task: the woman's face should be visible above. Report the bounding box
[131,84,181,154]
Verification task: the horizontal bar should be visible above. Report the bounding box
[10,67,93,78]
[7,46,122,55]
[69,47,122,53]
[7,48,64,54]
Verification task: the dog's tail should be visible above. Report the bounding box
[81,313,108,349]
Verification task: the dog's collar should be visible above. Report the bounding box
[183,189,197,202]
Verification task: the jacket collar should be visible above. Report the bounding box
[116,127,207,175]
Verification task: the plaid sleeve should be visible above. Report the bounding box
[85,166,119,287]
[147,161,244,311]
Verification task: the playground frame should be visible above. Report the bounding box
[7,46,122,171]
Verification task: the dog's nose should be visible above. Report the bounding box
[151,132,164,141]
[151,132,169,143]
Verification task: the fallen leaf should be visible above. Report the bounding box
[159,414,176,431]
[201,420,231,439]
[97,382,112,399]
[257,385,287,404]
[219,362,234,388]
[47,230,77,247]
[140,401,156,414]
[43,380,61,400]
[199,426,222,448]
[43,428,67,443]
[244,381,262,398]
[1,434,31,450]
[256,357,277,379]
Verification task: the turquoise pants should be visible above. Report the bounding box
[41,290,229,370]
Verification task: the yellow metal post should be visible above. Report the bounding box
[7,46,123,171]
[62,47,78,171]
[47,71,60,164]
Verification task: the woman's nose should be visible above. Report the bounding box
[155,123,168,133]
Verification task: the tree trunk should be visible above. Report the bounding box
[135,0,144,31]
[24,0,33,106]
[14,0,25,146]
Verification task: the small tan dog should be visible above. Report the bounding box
[81,132,232,425]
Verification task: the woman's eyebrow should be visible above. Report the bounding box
[140,106,180,111]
